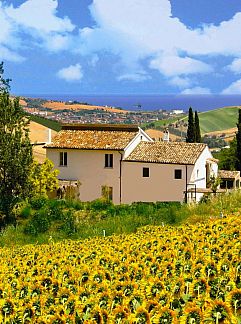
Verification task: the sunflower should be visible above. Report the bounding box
[180,304,203,324]
[152,306,178,324]
[227,288,241,315]
[205,300,232,323]
[111,305,129,323]
[134,306,150,324]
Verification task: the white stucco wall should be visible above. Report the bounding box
[121,162,194,204]
[123,128,153,158]
[47,149,122,204]
[46,144,217,205]
[189,146,218,202]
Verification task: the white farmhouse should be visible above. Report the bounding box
[45,124,218,204]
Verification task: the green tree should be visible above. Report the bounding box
[194,110,201,143]
[29,159,59,197]
[218,138,237,170]
[236,109,241,171]
[0,62,33,225]
[186,107,195,143]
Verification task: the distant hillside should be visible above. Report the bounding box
[198,106,240,134]
[28,114,61,131]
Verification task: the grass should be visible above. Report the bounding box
[28,114,62,131]
[1,190,241,246]
[177,106,240,136]
[198,106,240,133]
[141,116,181,129]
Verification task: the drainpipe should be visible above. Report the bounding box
[185,165,188,203]
[118,152,123,204]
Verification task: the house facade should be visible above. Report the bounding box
[45,124,218,204]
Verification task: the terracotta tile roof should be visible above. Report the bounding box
[218,170,240,179]
[125,141,207,165]
[45,124,139,150]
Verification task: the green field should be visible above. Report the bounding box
[28,114,62,131]
[142,116,181,129]
[198,106,240,133]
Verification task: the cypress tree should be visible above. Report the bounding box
[236,109,241,171]
[186,107,195,143]
[194,110,201,143]
[0,62,33,225]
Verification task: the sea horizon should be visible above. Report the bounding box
[17,94,241,112]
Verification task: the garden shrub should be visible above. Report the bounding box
[19,205,33,219]
[24,223,37,236]
[87,199,112,211]
[47,204,65,221]
[59,210,76,236]
[65,199,84,211]
[24,208,51,235]
[30,196,48,210]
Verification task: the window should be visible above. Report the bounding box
[60,152,67,166]
[101,186,113,201]
[105,154,113,168]
[143,167,150,177]
[175,169,182,179]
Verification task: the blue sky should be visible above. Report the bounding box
[1,0,241,95]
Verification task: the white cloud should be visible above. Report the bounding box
[45,34,71,52]
[150,55,212,77]
[168,76,192,88]
[181,87,211,95]
[0,0,75,59]
[228,58,241,74]
[0,45,24,62]
[117,72,149,82]
[1,0,241,91]
[57,64,83,82]
[89,54,99,67]
[0,6,12,44]
[222,79,241,94]
[6,0,74,34]
[75,0,241,82]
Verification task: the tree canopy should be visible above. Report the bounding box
[0,63,33,224]
[194,110,201,143]
[186,107,195,143]
[236,109,241,171]
[30,159,59,197]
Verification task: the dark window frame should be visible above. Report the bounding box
[105,153,113,168]
[60,152,68,166]
[175,169,182,179]
[143,167,150,178]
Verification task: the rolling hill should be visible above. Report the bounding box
[198,106,240,134]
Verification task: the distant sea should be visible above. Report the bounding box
[24,94,241,112]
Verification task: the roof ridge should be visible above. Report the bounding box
[61,123,139,132]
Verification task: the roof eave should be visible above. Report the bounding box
[123,159,194,165]
[45,146,125,151]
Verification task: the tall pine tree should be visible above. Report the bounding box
[236,109,241,171]
[186,107,195,143]
[194,110,201,143]
[0,63,33,225]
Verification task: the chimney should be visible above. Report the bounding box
[163,128,169,142]
[47,129,52,144]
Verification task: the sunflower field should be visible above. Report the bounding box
[1,215,241,323]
